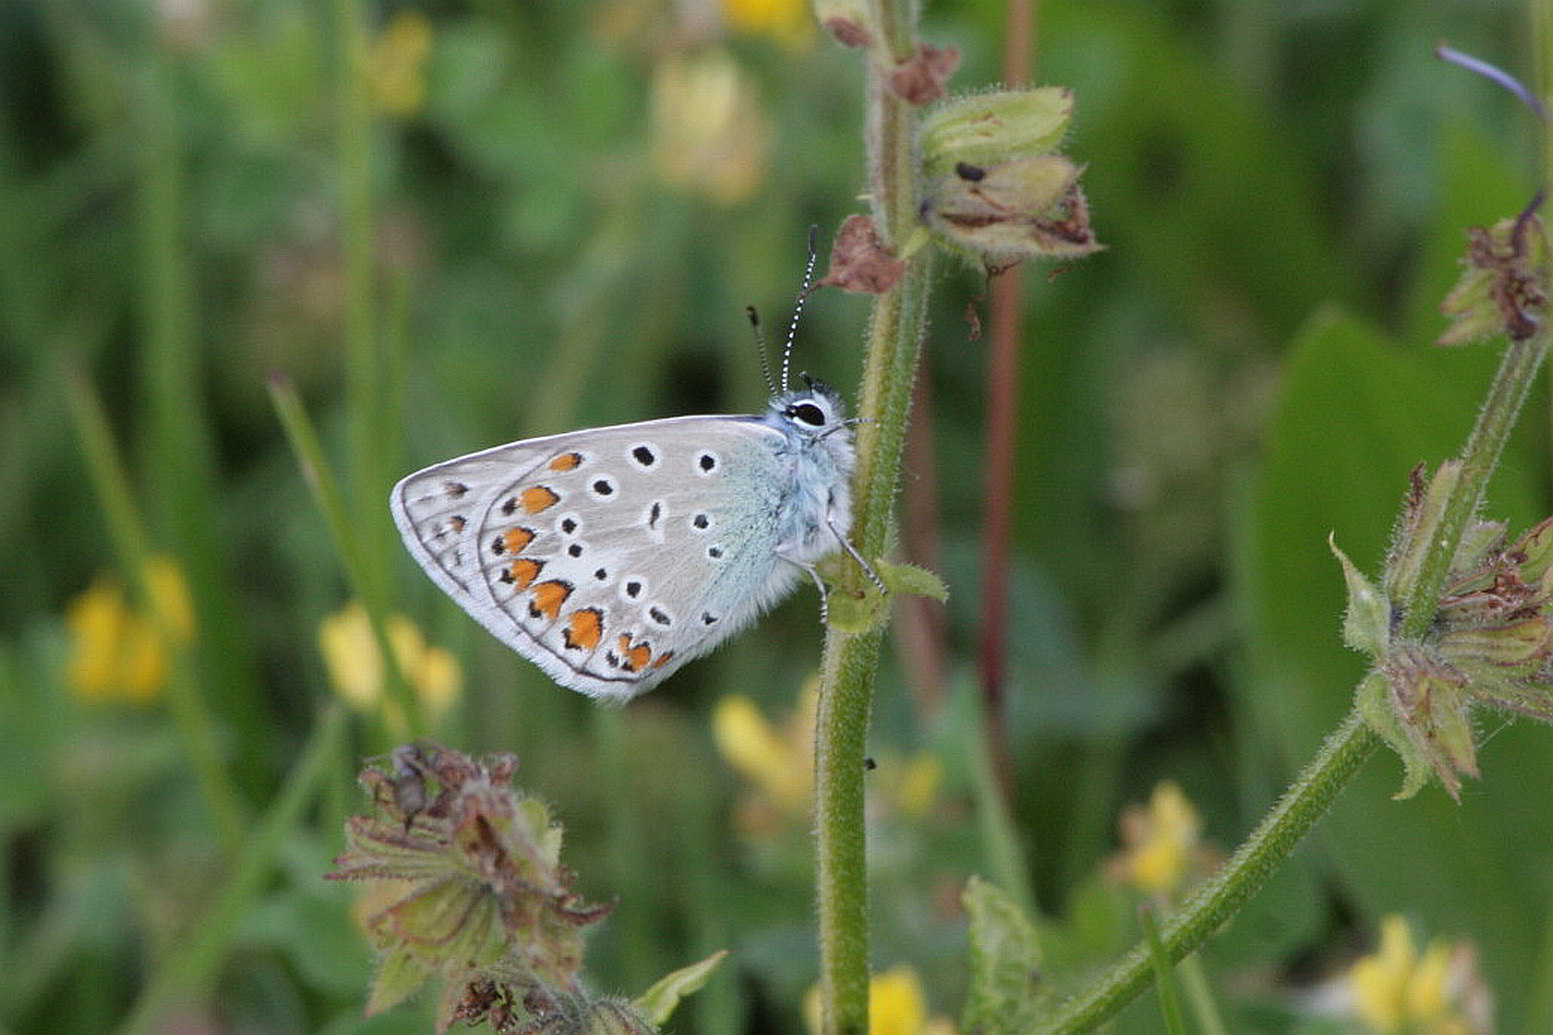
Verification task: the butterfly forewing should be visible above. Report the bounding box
[392,415,810,700]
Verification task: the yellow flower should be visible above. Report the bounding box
[318,601,460,722]
[1349,916,1493,1035]
[712,689,814,830]
[368,10,433,118]
[720,0,811,46]
[1107,780,1212,899]
[650,49,771,205]
[893,754,943,821]
[67,557,194,705]
[803,966,956,1035]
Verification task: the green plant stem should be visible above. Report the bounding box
[1032,710,1378,1034]
[813,1,931,1029]
[1140,907,1186,1035]
[114,706,348,1035]
[1037,243,1551,1031]
[1178,951,1227,1035]
[1397,330,1549,640]
[269,375,418,729]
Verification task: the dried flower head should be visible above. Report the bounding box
[329,745,614,1033]
[1337,462,1553,798]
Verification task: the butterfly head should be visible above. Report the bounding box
[772,375,847,440]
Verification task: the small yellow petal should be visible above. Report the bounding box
[650,51,770,205]
[897,755,942,819]
[1117,781,1201,896]
[68,578,129,700]
[803,967,950,1035]
[120,614,169,703]
[869,966,927,1035]
[712,696,794,794]
[318,602,383,709]
[65,561,190,706]
[319,602,462,716]
[369,9,433,117]
[1351,915,1417,1033]
[144,556,195,641]
[721,0,812,45]
[1405,939,1453,1023]
[414,645,462,719]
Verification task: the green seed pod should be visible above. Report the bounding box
[922,154,1100,263]
[921,88,1073,181]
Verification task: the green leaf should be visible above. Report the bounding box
[824,558,946,633]
[365,945,433,1017]
[632,950,729,1026]
[961,877,1044,1034]
[1329,534,1389,657]
[875,558,949,601]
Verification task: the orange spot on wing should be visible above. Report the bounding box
[508,558,543,590]
[520,486,560,514]
[503,527,535,554]
[529,580,572,621]
[564,608,604,651]
[649,651,675,669]
[548,452,584,472]
[615,633,652,673]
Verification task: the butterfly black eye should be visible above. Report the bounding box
[789,402,826,427]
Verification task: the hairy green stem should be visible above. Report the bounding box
[1037,314,1550,1031]
[1399,331,1548,639]
[813,1,931,1030]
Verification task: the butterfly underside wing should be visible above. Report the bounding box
[391,387,856,701]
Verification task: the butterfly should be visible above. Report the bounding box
[390,243,868,702]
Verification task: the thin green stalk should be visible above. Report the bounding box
[813,0,932,1027]
[814,258,931,1035]
[65,372,245,856]
[1031,710,1378,1034]
[113,706,348,1035]
[1036,230,1551,1031]
[1178,952,1228,1035]
[972,704,1034,920]
[1140,908,1186,1035]
[1398,332,1547,640]
[269,375,418,729]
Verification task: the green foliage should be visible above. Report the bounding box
[633,950,730,1026]
[960,877,1045,1034]
[1,0,1550,1032]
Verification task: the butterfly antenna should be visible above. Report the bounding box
[747,305,776,395]
[780,225,821,392]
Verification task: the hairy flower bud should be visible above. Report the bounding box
[922,155,1100,263]
[1340,472,1553,799]
[920,88,1073,181]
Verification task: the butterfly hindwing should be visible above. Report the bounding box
[392,384,857,701]
[393,415,804,700]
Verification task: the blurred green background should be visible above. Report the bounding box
[0,0,1548,1032]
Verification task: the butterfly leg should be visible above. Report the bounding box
[826,515,886,594]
